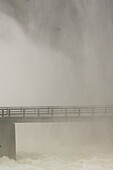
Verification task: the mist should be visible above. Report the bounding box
[0,0,113,106]
[0,0,113,161]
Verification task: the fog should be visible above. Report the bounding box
[0,0,113,106]
[0,0,113,158]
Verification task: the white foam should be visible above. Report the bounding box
[0,152,113,170]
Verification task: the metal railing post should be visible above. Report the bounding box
[9,109,10,117]
[34,108,36,115]
[65,108,67,116]
[48,107,49,115]
[2,109,4,118]
[23,109,25,117]
[78,108,80,116]
[20,107,22,116]
[37,108,39,117]
[51,108,53,117]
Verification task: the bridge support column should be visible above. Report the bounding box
[0,123,16,159]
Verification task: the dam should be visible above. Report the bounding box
[0,105,113,159]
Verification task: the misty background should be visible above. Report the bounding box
[0,0,113,155]
[0,0,113,106]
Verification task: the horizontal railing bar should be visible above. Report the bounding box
[0,109,112,111]
[0,105,113,109]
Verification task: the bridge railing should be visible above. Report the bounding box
[0,106,113,119]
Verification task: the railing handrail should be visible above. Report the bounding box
[0,105,113,109]
[0,106,113,123]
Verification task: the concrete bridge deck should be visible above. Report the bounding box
[0,106,113,123]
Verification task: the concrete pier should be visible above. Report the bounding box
[0,123,16,159]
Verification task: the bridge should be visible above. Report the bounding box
[0,105,113,159]
[0,105,113,123]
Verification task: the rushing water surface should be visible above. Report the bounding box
[0,151,113,170]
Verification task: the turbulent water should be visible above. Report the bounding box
[1,152,113,170]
